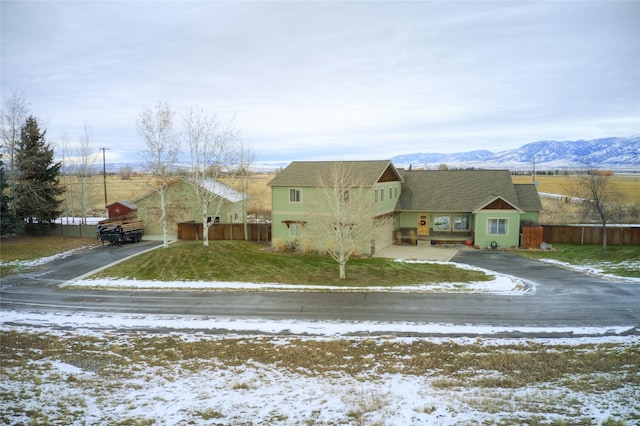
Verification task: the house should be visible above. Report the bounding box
[396,169,542,248]
[269,161,542,251]
[268,161,403,253]
[134,177,245,237]
[106,200,137,219]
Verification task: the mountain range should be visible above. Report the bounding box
[391,136,640,171]
[97,136,639,174]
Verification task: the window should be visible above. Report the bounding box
[289,222,303,237]
[289,188,301,202]
[488,218,508,235]
[381,188,384,201]
[375,189,379,202]
[434,215,450,231]
[454,215,469,231]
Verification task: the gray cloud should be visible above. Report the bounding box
[2,1,638,163]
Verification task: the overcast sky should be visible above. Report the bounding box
[2,1,639,164]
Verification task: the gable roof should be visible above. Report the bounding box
[107,200,137,210]
[514,184,543,211]
[268,160,403,187]
[200,178,245,203]
[397,169,534,212]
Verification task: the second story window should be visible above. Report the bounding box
[289,188,301,202]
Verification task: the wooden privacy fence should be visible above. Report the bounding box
[177,222,271,242]
[541,225,640,246]
[521,226,543,249]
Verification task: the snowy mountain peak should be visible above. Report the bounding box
[392,137,640,171]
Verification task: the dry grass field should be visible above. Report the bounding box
[59,172,639,224]
[59,173,275,217]
[511,174,640,205]
[512,174,640,224]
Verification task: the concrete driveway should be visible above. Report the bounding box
[375,243,460,261]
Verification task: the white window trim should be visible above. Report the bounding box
[453,214,469,231]
[289,188,302,203]
[289,222,303,237]
[434,215,451,231]
[487,218,509,235]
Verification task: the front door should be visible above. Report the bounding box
[417,214,429,236]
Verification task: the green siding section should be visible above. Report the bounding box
[373,182,401,216]
[398,212,418,228]
[271,183,398,254]
[137,180,243,236]
[474,210,521,247]
[521,211,539,225]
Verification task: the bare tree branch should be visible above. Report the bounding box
[1,90,29,217]
[304,162,384,279]
[183,106,242,247]
[574,169,623,256]
[137,101,180,248]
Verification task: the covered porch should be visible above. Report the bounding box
[394,228,474,246]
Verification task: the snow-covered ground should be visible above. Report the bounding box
[2,250,638,424]
[0,244,96,269]
[53,216,106,224]
[1,319,637,425]
[539,258,640,283]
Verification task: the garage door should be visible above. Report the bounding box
[374,218,394,252]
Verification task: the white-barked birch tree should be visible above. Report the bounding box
[305,162,384,279]
[183,106,243,247]
[137,101,180,249]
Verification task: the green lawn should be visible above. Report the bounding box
[0,235,98,277]
[94,240,491,286]
[514,244,640,278]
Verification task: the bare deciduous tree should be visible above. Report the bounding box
[76,124,98,224]
[1,90,29,217]
[119,165,134,180]
[183,106,242,247]
[237,139,256,242]
[575,169,623,256]
[57,132,77,223]
[305,162,385,279]
[137,101,180,249]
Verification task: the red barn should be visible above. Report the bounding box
[106,201,138,219]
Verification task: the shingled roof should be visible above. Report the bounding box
[397,169,537,212]
[268,160,402,187]
[514,184,543,211]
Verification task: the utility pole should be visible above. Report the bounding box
[100,147,110,208]
[532,157,536,184]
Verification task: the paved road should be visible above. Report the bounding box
[2,242,639,331]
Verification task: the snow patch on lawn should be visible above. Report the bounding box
[1,245,96,268]
[539,258,640,283]
[63,259,534,295]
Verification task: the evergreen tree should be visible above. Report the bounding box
[15,116,64,228]
[0,156,17,235]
